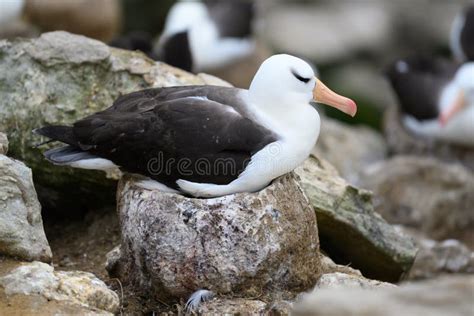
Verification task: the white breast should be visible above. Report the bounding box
[217,98,320,192]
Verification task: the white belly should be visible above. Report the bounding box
[403,106,474,146]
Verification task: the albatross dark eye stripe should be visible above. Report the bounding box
[291,69,310,83]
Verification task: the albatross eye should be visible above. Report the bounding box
[291,69,310,83]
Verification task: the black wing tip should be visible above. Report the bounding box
[33,127,51,148]
[32,127,44,135]
[32,126,58,137]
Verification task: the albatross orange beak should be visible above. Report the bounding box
[313,78,357,117]
[439,90,465,126]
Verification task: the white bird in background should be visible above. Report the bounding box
[402,63,473,146]
[35,54,356,198]
[156,0,256,72]
[386,5,474,147]
[0,0,24,27]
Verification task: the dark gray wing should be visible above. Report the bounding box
[104,86,249,114]
[72,86,278,189]
[386,56,459,120]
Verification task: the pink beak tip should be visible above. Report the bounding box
[347,99,357,117]
[439,115,447,127]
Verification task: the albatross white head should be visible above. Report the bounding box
[248,54,356,132]
[249,54,357,115]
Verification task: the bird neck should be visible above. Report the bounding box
[246,92,320,146]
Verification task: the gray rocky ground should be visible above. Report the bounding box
[361,156,474,246]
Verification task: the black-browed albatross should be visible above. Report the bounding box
[386,4,474,147]
[35,54,357,197]
[386,57,474,146]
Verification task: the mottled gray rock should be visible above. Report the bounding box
[0,154,51,262]
[320,254,362,277]
[25,31,111,66]
[0,31,210,206]
[114,173,321,300]
[384,106,474,171]
[361,156,474,246]
[313,118,387,183]
[314,272,395,291]
[293,275,474,316]
[0,133,7,155]
[0,261,119,314]
[268,299,294,316]
[198,298,267,315]
[295,155,417,282]
[407,236,474,280]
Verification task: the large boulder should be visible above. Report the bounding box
[293,275,474,316]
[0,135,51,262]
[0,31,210,208]
[295,155,417,282]
[0,260,119,314]
[383,106,474,171]
[111,173,321,301]
[360,156,474,247]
